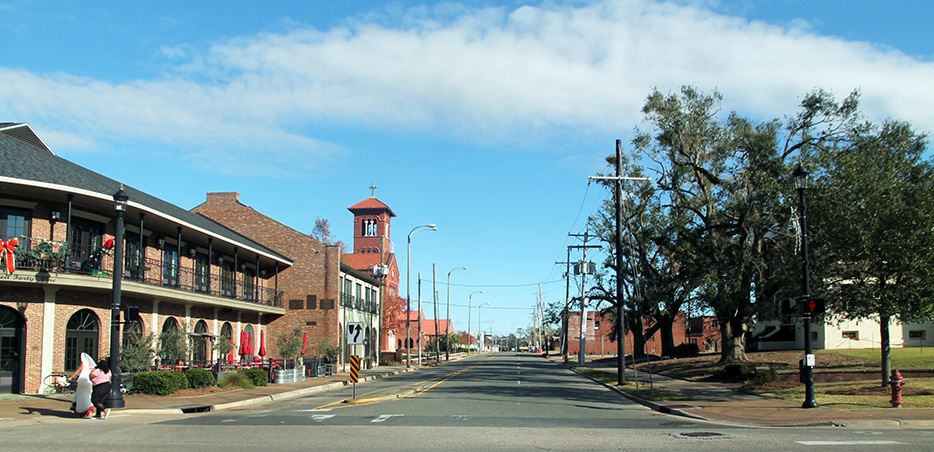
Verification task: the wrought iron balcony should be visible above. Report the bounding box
[339,291,379,314]
[10,236,282,308]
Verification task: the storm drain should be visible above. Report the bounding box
[181,406,212,414]
[672,431,727,439]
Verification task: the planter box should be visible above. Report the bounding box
[273,367,305,384]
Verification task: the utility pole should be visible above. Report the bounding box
[538,284,546,354]
[433,264,440,363]
[562,236,601,367]
[578,227,592,367]
[562,247,571,362]
[590,139,651,385]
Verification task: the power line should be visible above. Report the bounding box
[417,278,564,288]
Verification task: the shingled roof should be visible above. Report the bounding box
[0,123,291,264]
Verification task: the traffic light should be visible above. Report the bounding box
[800,297,825,316]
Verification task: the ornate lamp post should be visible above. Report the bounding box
[467,291,482,355]
[105,185,128,409]
[794,165,819,409]
[446,267,467,361]
[406,224,437,367]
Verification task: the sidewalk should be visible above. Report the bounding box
[0,364,417,424]
[565,358,934,428]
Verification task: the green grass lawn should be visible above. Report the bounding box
[819,348,934,369]
[748,377,934,409]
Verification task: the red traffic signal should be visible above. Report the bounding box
[800,297,825,315]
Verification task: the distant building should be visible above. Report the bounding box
[687,316,721,353]
[751,316,934,351]
[341,193,401,356]
[564,310,687,356]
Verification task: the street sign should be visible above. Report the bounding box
[349,355,360,384]
[347,322,365,345]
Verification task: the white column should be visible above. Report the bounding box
[38,286,59,393]
[151,300,161,361]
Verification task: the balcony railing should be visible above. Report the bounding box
[10,236,282,308]
[339,292,378,314]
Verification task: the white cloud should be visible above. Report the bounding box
[0,0,931,175]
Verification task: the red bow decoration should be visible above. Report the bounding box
[1,238,19,274]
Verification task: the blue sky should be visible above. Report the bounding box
[2,0,932,338]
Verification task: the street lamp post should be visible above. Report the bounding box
[467,291,482,355]
[794,165,819,409]
[105,185,128,409]
[478,302,490,353]
[406,224,437,367]
[446,267,467,361]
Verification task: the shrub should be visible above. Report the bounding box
[277,327,304,367]
[750,367,778,385]
[672,343,699,357]
[218,371,254,389]
[722,362,750,380]
[184,367,216,389]
[122,331,155,372]
[158,328,188,365]
[130,370,190,395]
[240,368,269,387]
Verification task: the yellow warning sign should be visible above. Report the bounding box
[350,355,360,383]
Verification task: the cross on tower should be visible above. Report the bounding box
[369,183,378,198]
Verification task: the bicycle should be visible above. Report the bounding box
[42,372,76,394]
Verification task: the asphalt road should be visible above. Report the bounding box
[2,353,932,451]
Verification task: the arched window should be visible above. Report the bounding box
[220,322,233,361]
[65,309,99,371]
[162,317,179,333]
[243,324,254,358]
[159,317,182,365]
[192,320,209,365]
[122,307,144,348]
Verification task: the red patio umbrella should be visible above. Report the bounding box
[239,331,246,357]
[259,331,267,357]
[246,332,254,357]
[301,333,308,355]
[227,339,235,363]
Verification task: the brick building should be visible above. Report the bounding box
[192,192,383,368]
[565,310,687,356]
[1,123,290,394]
[687,316,721,353]
[340,193,401,354]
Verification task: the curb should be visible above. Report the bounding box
[210,367,419,412]
[566,366,922,429]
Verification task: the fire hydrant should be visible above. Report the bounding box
[889,369,904,408]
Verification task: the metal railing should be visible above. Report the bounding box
[11,236,282,307]
[339,292,378,314]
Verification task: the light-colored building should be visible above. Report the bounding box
[752,316,934,351]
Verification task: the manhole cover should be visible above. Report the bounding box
[673,432,726,439]
[659,421,696,427]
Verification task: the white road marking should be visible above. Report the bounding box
[221,419,238,423]
[310,415,335,423]
[372,414,404,423]
[796,441,903,445]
